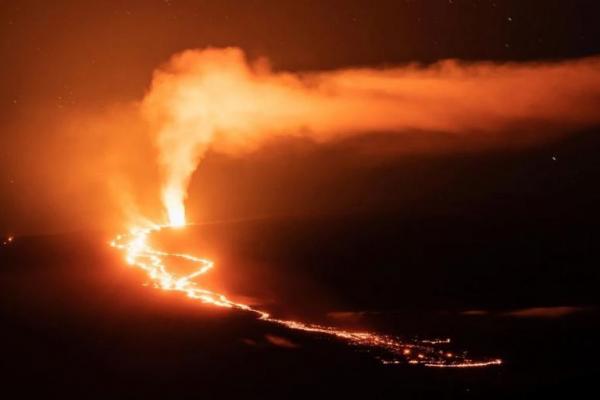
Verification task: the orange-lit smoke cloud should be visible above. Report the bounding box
[141,48,600,224]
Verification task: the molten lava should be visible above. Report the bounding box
[111,221,502,368]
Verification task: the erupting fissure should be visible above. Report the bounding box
[110,222,502,368]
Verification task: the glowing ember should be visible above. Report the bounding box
[110,224,502,368]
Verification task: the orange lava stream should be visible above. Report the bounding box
[111,224,502,368]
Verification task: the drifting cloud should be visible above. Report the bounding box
[460,306,589,318]
[265,334,299,348]
[501,306,586,318]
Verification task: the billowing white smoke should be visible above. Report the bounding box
[141,47,600,225]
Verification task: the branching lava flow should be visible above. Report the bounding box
[111,224,502,368]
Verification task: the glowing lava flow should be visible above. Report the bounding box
[111,224,502,368]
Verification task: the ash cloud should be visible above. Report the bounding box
[142,48,600,223]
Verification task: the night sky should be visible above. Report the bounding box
[2,1,600,104]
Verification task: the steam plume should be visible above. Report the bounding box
[141,48,600,225]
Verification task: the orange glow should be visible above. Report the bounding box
[6,49,600,235]
[111,223,502,368]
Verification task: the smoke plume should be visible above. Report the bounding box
[141,47,600,225]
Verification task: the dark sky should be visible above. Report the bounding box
[1,0,600,234]
[2,0,600,105]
